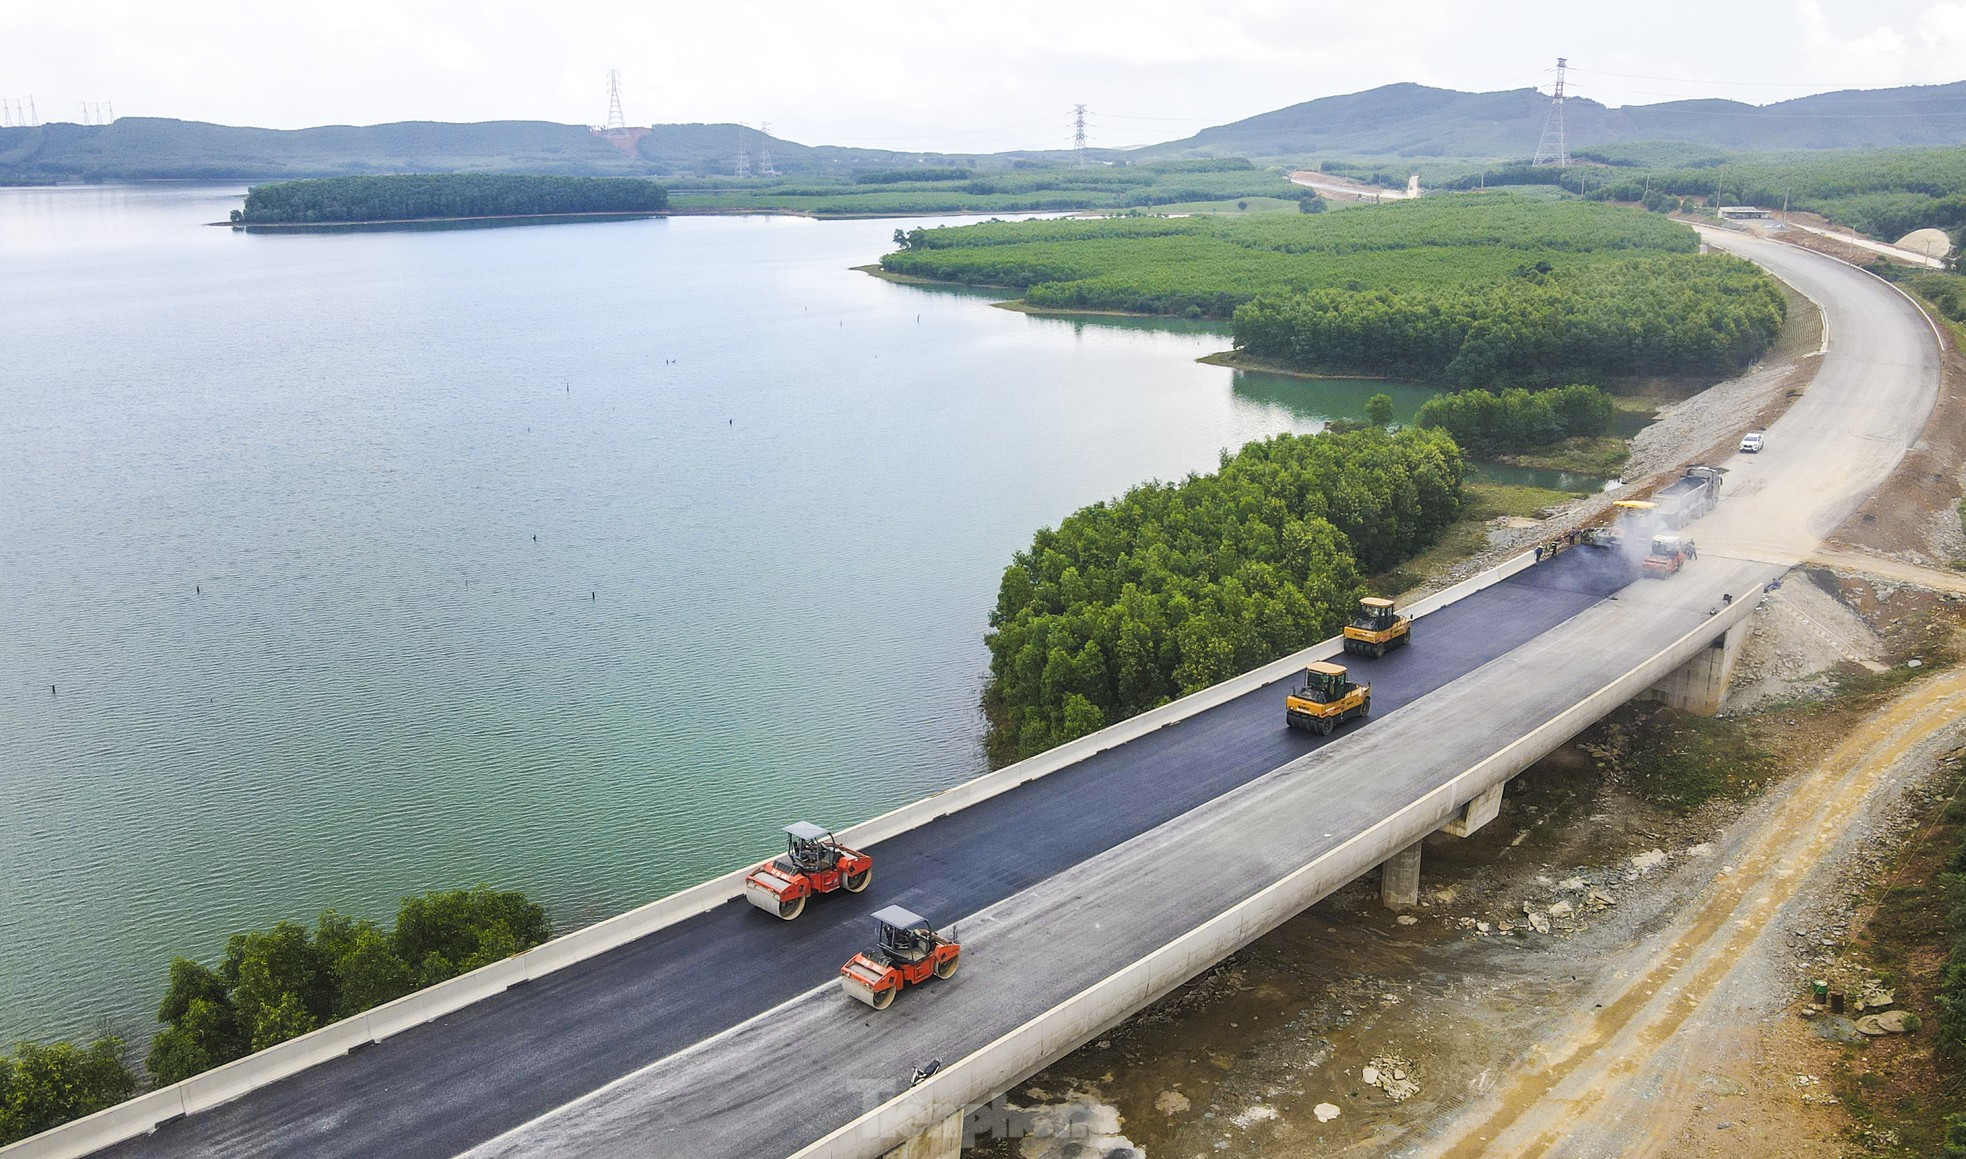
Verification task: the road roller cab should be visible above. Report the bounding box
[1285,661,1371,736]
[743,822,873,921]
[1342,596,1411,657]
[840,905,960,1010]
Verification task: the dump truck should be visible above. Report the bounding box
[1649,466,1723,528]
[1285,661,1370,735]
[744,822,873,921]
[840,905,960,1010]
[1642,534,1697,578]
[1342,597,1411,658]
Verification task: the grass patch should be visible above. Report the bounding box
[1463,480,1577,519]
[1834,748,1966,1157]
[1603,706,1778,813]
[1373,480,1573,593]
[1495,435,1630,476]
[1132,196,1306,216]
[1829,642,1955,701]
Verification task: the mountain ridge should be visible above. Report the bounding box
[3,78,1964,183]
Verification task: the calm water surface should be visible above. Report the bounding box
[0,185,1438,1043]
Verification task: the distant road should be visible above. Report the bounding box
[1287,171,1418,201]
[1780,220,1948,270]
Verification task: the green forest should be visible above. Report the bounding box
[986,427,1462,759]
[0,885,546,1143]
[1234,255,1784,386]
[1413,384,1614,455]
[235,174,669,224]
[883,195,1783,385]
[669,158,1314,216]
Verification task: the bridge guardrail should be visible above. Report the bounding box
[2,550,1540,1159]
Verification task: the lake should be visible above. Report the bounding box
[0,186,1490,1045]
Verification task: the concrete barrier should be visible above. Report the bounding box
[794,589,1767,1159]
[0,549,1541,1159]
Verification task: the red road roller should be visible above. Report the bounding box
[840,905,961,1010]
[743,822,873,921]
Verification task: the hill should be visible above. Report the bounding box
[5,78,1964,185]
[1143,80,1966,160]
[0,118,942,183]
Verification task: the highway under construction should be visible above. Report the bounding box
[17,229,1941,1159]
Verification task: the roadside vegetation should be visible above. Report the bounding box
[147,885,547,1083]
[233,174,669,225]
[984,427,1462,760]
[668,158,1315,217]
[883,195,1784,387]
[0,1039,138,1146]
[0,884,547,1145]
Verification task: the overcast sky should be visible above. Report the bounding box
[4,0,1963,150]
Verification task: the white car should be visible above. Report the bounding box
[1740,432,1765,453]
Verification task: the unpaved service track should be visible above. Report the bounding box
[1422,664,1966,1159]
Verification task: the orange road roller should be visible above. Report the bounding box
[744,822,873,921]
[840,905,960,1010]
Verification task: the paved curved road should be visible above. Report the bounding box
[85,233,1940,1159]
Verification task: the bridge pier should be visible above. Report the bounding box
[1380,841,1423,910]
[881,1111,962,1159]
[1439,782,1503,838]
[1645,617,1750,716]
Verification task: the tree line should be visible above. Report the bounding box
[985,427,1463,760]
[0,885,546,1145]
[235,174,669,224]
[1430,145,1966,248]
[1413,384,1614,455]
[1231,254,1785,386]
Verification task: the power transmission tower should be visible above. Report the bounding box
[1072,104,1088,167]
[104,101,114,123]
[604,69,626,132]
[1532,57,1569,167]
[735,123,751,177]
[757,122,777,177]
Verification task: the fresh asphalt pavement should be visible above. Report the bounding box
[105,549,1633,1159]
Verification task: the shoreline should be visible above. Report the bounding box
[219,206,1091,231]
[219,210,662,230]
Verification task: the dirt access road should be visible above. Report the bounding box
[1421,663,1966,1158]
